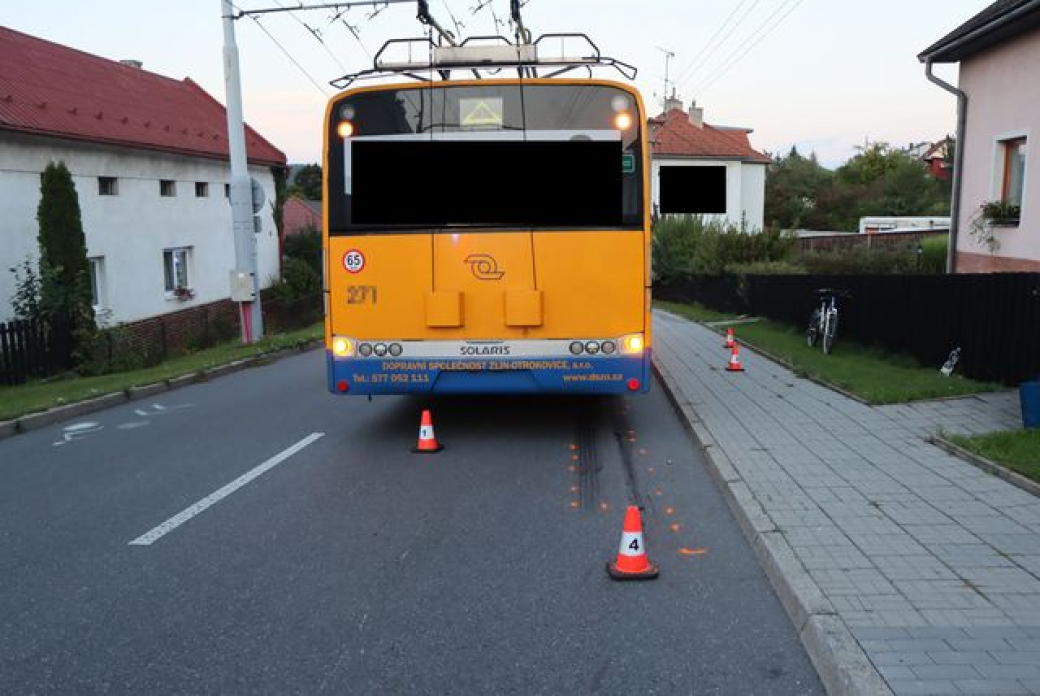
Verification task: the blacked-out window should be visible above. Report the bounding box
[659,166,726,214]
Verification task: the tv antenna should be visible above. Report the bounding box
[656,45,675,108]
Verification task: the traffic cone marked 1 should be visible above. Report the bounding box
[724,327,735,349]
[412,409,444,453]
[606,505,659,581]
[726,343,745,372]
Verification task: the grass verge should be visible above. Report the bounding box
[950,430,1040,480]
[654,299,744,324]
[0,324,322,422]
[655,300,1002,405]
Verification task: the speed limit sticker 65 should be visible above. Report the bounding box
[343,249,365,274]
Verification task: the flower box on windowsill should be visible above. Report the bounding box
[989,218,1020,228]
[173,287,195,301]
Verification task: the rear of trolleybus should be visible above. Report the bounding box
[324,77,651,395]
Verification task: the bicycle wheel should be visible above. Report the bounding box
[822,311,838,355]
[806,310,820,347]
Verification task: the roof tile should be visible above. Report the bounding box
[649,108,770,164]
[0,25,286,166]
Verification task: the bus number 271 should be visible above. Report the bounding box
[346,285,378,305]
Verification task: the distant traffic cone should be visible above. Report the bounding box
[606,505,659,581]
[412,409,444,453]
[726,343,745,372]
[724,327,735,349]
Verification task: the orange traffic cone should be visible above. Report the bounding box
[412,409,444,453]
[724,327,735,349]
[726,343,745,372]
[607,505,659,581]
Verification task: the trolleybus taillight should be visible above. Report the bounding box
[620,334,644,355]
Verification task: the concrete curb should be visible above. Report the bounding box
[930,434,1040,499]
[0,340,321,441]
[652,356,892,696]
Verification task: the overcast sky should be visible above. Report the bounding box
[4,0,990,167]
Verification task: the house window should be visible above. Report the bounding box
[160,180,176,197]
[659,165,727,214]
[195,182,209,198]
[88,256,105,310]
[1001,137,1027,208]
[98,177,118,196]
[224,183,231,198]
[163,247,191,295]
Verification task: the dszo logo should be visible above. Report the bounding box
[464,254,505,280]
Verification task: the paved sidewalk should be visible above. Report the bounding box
[654,310,1040,696]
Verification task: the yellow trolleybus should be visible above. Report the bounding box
[323,35,651,395]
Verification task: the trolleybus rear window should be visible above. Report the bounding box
[327,84,643,232]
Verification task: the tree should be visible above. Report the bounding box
[37,161,94,330]
[764,147,834,230]
[288,163,322,200]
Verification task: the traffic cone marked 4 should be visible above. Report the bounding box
[412,409,444,453]
[726,343,745,372]
[607,505,659,581]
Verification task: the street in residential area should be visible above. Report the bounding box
[0,349,823,694]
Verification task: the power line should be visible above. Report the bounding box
[232,2,330,96]
[674,0,759,88]
[694,0,804,95]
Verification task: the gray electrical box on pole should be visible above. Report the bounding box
[221,0,264,342]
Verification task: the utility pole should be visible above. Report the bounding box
[656,46,675,111]
[221,0,263,343]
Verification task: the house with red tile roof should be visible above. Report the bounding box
[0,26,287,323]
[283,197,322,236]
[649,97,769,231]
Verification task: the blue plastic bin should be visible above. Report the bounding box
[1021,381,1040,430]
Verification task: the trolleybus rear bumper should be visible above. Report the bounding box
[325,351,651,395]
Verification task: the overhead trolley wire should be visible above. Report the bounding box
[270,0,349,72]
[232,1,331,96]
[693,0,804,95]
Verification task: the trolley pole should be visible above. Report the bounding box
[221,0,264,342]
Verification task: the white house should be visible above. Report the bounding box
[0,26,287,323]
[648,97,769,231]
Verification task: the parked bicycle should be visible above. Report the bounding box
[806,288,850,355]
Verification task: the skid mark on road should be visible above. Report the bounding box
[571,406,602,510]
[128,432,324,546]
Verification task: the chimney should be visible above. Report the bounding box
[120,59,143,69]
[664,95,683,113]
[689,100,704,129]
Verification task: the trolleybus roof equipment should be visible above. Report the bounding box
[330,33,638,88]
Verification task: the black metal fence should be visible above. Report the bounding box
[657,273,1040,386]
[0,319,74,386]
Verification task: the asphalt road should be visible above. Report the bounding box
[0,350,823,694]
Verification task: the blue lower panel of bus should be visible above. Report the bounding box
[326,351,652,395]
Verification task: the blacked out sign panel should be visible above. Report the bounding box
[659,165,726,214]
[351,140,622,227]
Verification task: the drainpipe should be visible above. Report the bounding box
[925,61,967,274]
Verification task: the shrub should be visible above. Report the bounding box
[801,243,921,275]
[74,323,145,376]
[918,235,948,274]
[283,227,321,277]
[270,257,321,300]
[652,214,796,280]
